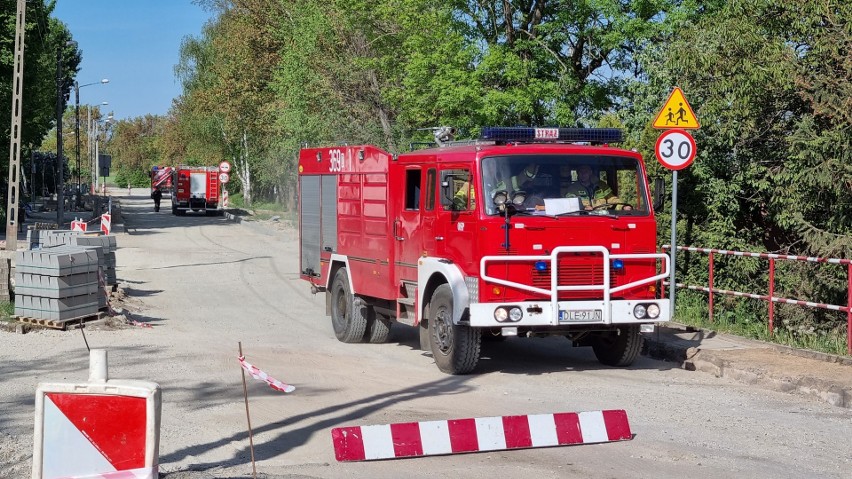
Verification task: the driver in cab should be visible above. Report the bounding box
[564,164,631,210]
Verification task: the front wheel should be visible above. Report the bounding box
[592,326,642,367]
[429,284,481,374]
[329,267,368,343]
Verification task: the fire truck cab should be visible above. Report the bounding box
[150,166,173,196]
[298,127,670,374]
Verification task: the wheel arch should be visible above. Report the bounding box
[325,255,353,316]
[418,258,470,325]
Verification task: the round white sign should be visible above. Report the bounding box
[219,161,231,173]
[219,172,230,184]
[655,129,696,170]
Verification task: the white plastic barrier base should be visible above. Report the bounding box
[32,350,161,479]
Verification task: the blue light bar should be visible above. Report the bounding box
[480,127,623,144]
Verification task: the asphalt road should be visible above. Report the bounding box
[2,191,851,478]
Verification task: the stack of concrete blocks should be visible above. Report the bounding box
[38,232,118,310]
[14,247,99,321]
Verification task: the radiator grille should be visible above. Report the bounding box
[531,256,615,298]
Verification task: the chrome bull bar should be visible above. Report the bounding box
[479,246,671,324]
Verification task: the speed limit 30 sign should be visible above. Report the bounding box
[655,129,696,170]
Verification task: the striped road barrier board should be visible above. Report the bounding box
[332,409,632,461]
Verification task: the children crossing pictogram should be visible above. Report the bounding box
[653,87,700,129]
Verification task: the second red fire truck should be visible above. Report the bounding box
[170,166,223,215]
[298,127,670,374]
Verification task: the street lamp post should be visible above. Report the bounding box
[94,115,113,195]
[88,102,107,193]
[74,78,108,208]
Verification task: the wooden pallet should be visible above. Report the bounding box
[16,312,106,330]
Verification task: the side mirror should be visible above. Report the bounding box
[653,177,665,211]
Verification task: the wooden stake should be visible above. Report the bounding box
[239,342,257,478]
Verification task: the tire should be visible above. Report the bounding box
[329,268,368,343]
[592,325,642,367]
[171,205,178,215]
[418,319,430,351]
[428,284,481,374]
[365,311,392,344]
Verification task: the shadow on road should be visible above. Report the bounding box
[389,323,678,375]
[159,375,476,470]
[121,196,234,235]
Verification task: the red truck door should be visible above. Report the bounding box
[393,166,427,284]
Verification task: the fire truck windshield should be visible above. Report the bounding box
[481,155,649,216]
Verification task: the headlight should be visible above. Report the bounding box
[509,307,523,322]
[494,307,508,322]
[633,304,647,319]
[646,304,660,319]
[493,191,508,206]
[511,191,526,206]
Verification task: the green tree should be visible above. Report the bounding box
[634,0,851,341]
[1,1,80,187]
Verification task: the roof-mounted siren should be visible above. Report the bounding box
[433,126,457,146]
[480,127,623,145]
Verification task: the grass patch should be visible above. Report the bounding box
[0,301,15,321]
[227,193,295,223]
[673,291,849,356]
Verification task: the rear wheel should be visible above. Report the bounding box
[329,268,368,343]
[365,311,392,344]
[592,326,642,367]
[429,284,480,374]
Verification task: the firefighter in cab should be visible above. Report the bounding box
[564,164,631,210]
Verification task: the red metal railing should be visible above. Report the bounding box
[661,245,852,355]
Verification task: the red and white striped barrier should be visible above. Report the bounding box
[71,219,87,232]
[237,356,295,393]
[674,283,850,312]
[332,409,631,461]
[100,214,111,235]
[663,245,852,265]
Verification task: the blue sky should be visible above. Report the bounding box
[52,1,214,120]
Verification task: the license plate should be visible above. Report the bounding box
[559,309,602,322]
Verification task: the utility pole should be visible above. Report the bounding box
[5,0,26,250]
[74,83,80,208]
[56,46,65,228]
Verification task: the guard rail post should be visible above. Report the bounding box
[769,258,775,336]
[708,251,714,323]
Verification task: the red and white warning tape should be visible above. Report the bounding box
[53,465,157,478]
[238,356,295,393]
[332,409,632,461]
[127,319,153,328]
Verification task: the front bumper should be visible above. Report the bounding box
[469,299,670,327]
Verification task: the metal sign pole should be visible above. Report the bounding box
[669,170,678,311]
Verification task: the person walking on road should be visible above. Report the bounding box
[151,188,162,212]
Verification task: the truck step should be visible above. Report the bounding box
[397,297,415,306]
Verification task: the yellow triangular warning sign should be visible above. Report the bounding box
[653,87,700,129]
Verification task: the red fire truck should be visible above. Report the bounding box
[150,166,174,195]
[170,166,223,215]
[298,127,670,374]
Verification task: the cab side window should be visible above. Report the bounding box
[440,169,473,211]
[405,169,422,210]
